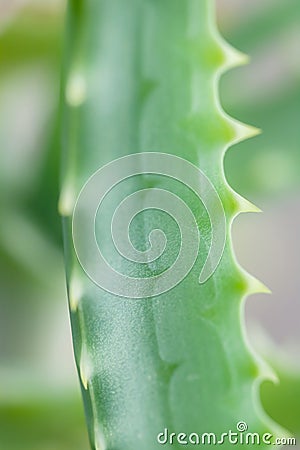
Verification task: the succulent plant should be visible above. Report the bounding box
[60,1,284,449]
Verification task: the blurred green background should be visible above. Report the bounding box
[0,0,299,448]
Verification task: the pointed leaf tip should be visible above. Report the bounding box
[232,121,262,144]
[247,275,271,296]
[222,42,249,70]
[236,195,262,214]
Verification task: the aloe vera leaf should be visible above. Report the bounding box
[221,0,300,53]
[0,391,88,450]
[60,1,283,449]
[0,6,63,68]
[254,335,300,437]
[261,371,300,438]
[0,5,64,244]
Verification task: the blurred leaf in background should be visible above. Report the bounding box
[0,0,299,448]
[219,0,300,201]
[0,1,89,448]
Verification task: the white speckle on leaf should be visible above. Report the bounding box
[66,72,86,107]
[58,182,76,216]
[69,276,83,312]
[80,344,93,390]
[94,425,107,450]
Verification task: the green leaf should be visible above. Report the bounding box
[0,391,88,450]
[61,1,283,449]
[261,369,300,438]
